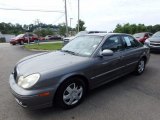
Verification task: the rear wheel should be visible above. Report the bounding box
[135,58,146,75]
[55,77,86,109]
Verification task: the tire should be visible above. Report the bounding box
[135,58,146,75]
[19,41,24,45]
[55,77,86,109]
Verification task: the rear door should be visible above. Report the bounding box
[121,35,143,73]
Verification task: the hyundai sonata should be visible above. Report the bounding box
[9,33,150,109]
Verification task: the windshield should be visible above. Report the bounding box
[62,35,103,57]
[133,33,145,38]
[16,34,24,38]
[152,32,160,37]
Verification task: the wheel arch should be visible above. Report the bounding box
[59,73,90,92]
[53,73,90,106]
[141,55,147,64]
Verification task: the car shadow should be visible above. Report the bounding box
[150,51,160,54]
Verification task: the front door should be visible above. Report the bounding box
[90,35,125,87]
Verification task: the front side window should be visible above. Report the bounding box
[102,36,123,52]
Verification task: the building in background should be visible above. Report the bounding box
[0,32,2,38]
[0,32,15,43]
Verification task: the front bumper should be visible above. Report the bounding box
[149,45,160,51]
[10,41,17,44]
[9,74,55,110]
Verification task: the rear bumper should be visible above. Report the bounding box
[9,74,55,110]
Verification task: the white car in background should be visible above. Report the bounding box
[63,31,107,45]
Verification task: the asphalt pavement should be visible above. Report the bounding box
[1,43,160,120]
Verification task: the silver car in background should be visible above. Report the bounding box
[145,31,160,51]
[9,33,150,110]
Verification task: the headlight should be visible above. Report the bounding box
[144,39,150,46]
[145,39,150,44]
[18,74,40,89]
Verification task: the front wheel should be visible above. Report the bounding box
[135,58,146,75]
[19,41,24,45]
[55,77,86,109]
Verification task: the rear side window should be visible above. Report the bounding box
[122,36,142,49]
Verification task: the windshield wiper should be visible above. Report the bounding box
[61,50,78,55]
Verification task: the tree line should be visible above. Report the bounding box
[114,23,160,34]
[0,22,68,36]
[0,19,86,37]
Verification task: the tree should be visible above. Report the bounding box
[76,19,86,32]
[113,23,160,34]
[33,28,54,37]
[58,23,66,36]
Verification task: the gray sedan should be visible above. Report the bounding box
[9,33,150,109]
[145,31,160,51]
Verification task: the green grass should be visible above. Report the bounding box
[25,43,63,50]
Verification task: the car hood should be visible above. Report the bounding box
[11,38,16,41]
[11,37,20,41]
[16,51,89,76]
[148,37,160,42]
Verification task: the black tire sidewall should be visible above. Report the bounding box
[55,77,86,109]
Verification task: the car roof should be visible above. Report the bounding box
[83,33,130,37]
[134,32,152,34]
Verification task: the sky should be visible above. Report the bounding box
[0,0,160,32]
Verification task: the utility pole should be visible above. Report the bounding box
[65,0,68,37]
[78,0,80,32]
[70,18,73,28]
[70,18,73,36]
[35,19,40,44]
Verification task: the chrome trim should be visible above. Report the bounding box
[15,98,27,108]
[150,45,160,48]
[126,61,138,66]
[91,61,138,79]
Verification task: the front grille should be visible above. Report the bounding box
[150,43,160,46]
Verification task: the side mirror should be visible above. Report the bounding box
[101,49,114,56]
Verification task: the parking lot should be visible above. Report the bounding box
[1,43,160,120]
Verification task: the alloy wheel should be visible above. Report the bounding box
[63,83,83,105]
[138,60,145,73]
